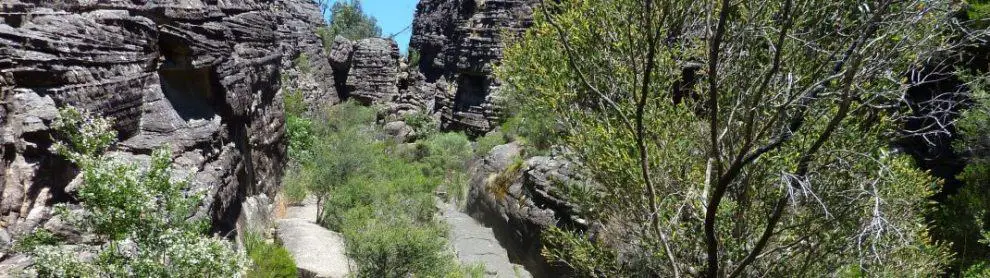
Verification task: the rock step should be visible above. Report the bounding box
[276,218,351,278]
[440,202,532,278]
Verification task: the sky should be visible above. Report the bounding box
[324,0,419,54]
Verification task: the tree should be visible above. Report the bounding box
[498,0,956,276]
[317,0,382,42]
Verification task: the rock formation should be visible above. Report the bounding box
[0,0,335,261]
[467,143,589,276]
[410,0,541,136]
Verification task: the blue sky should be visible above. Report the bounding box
[324,0,419,53]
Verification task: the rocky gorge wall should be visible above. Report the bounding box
[0,0,337,252]
[410,0,540,136]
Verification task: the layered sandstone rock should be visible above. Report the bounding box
[0,0,332,256]
[466,143,589,276]
[410,0,540,135]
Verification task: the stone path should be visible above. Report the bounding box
[276,197,351,278]
[440,202,532,278]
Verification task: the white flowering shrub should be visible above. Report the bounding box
[26,107,247,277]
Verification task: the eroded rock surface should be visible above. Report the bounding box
[0,0,332,264]
[411,0,541,135]
[465,142,589,276]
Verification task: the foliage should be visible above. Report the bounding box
[498,0,954,276]
[408,49,422,66]
[541,227,626,276]
[474,130,506,157]
[499,115,555,152]
[281,165,309,205]
[404,111,438,139]
[343,218,453,278]
[967,0,990,28]
[285,100,476,276]
[244,232,298,278]
[284,84,313,160]
[28,107,247,277]
[941,74,990,273]
[321,0,382,44]
[415,132,473,203]
[12,229,60,253]
[294,52,311,74]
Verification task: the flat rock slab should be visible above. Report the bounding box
[285,197,319,223]
[276,219,351,278]
[441,203,532,278]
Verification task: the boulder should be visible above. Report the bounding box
[384,121,416,142]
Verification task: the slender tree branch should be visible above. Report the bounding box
[704,0,733,275]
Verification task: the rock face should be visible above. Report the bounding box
[466,143,587,276]
[0,0,332,252]
[410,0,541,135]
[275,0,340,111]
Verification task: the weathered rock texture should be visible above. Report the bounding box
[0,0,333,258]
[275,0,340,111]
[466,143,588,277]
[410,0,541,135]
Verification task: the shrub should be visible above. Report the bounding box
[29,107,247,277]
[407,49,422,66]
[281,165,309,205]
[343,218,455,278]
[474,130,506,157]
[244,232,298,278]
[403,111,437,139]
[293,53,311,74]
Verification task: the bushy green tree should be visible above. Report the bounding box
[27,107,247,277]
[316,0,382,49]
[499,0,955,276]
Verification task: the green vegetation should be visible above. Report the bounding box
[294,52,311,74]
[938,73,990,274]
[407,49,422,66]
[317,0,382,51]
[280,100,479,277]
[474,130,506,157]
[968,0,990,28]
[244,232,298,278]
[498,0,954,276]
[24,107,247,277]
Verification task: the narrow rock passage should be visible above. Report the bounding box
[440,202,533,278]
[277,197,351,278]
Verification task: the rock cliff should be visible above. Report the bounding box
[410,0,540,136]
[0,0,335,253]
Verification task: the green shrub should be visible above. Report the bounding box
[407,49,422,66]
[968,0,990,28]
[474,130,506,157]
[244,232,298,278]
[403,111,437,139]
[343,218,455,278]
[30,107,247,277]
[293,52,311,74]
[281,165,309,205]
[289,99,475,277]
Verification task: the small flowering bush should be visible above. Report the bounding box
[26,107,247,277]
